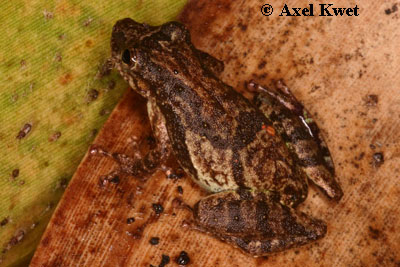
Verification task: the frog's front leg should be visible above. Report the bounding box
[102,99,171,177]
[250,80,343,200]
[194,190,326,256]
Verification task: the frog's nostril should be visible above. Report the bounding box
[121,49,131,64]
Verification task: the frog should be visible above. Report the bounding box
[103,18,343,256]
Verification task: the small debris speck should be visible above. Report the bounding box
[159,254,170,267]
[108,80,116,90]
[152,203,164,215]
[86,89,99,103]
[8,230,25,248]
[49,131,61,142]
[91,129,98,138]
[126,217,135,224]
[83,18,94,27]
[369,144,376,149]
[98,60,112,78]
[43,9,54,20]
[16,123,32,139]
[149,237,160,245]
[363,94,378,106]
[11,169,19,179]
[385,4,398,15]
[373,152,384,167]
[110,175,120,184]
[0,217,9,227]
[99,176,109,187]
[177,186,183,194]
[175,251,190,265]
[54,52,62,62]
[166,168,185,179]
[368,226,381,239]
[11,93,19,102]
[59,178,68,189]
[99,109,110,116]
[20,60,27,68]
[19,180,25,186]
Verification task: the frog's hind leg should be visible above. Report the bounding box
[193,191,326,256]
[249,80,343,200]
[94,99,171,178]
[194,49,224,77]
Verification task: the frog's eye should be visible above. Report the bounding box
[121,49,131,65]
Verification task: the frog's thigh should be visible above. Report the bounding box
[194,48,224,77]
[194,191,326,256]
[255,91,343,200]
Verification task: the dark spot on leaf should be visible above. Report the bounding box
[86,89,99,103]
[110,175,120,184]
[152,203,164,215]
[59,73,73,85]
[373,152,384,167]
[363,94,378,106]
[126,217,135,224]
[108,80,116,90]
[258,60,266,69]
[49,131,61,142]
[99,109,110,116]
[43,9,53,19]
[149,237,160,245]
[385,4,398,15]
[16,123,32,139]
[177,186,183,194]
[54,52,62,62]
[159,254,170,267]
[238,23,247,31]
[85,40,93,47]
[0,217,9,227]
[368,226,381,239]
[167,168,185,179]
[175,251,190,265]
[12,169,19,178]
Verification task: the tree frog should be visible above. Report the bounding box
[104,18,343,256]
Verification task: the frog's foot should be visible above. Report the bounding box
[193,191,326,256]
[249,80,343,200]
[248,79,304,114]
[90,145,161,177]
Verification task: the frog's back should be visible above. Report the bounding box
[129,33,308,205]
[157,73,307,206]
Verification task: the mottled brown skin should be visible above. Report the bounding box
[194,190,326,255]
[250,80,343,200]
[106,18,343,256]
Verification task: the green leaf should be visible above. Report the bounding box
[0,0,187,265]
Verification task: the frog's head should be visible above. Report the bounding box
[110,18,191,96]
